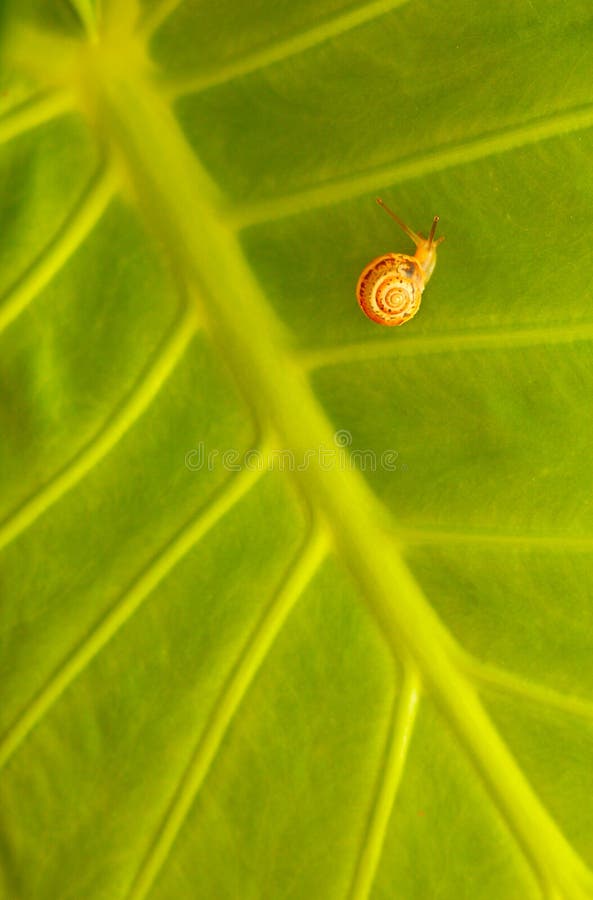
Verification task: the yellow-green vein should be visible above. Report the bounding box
[162,0,410,97]
[230,103,593,230]
[0,163,118,334]
[67,0,100,41]
[0,301,198,552]
[126,527,327,900]
[0,90,73,145]
[137,0,185,38]
[461,653,593,725]
[349,667,420,900]
[402,528,593,552]
[302,322,593,371]
[0,459,265,770]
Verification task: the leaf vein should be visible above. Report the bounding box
[0,461,265,770]
[403,529,593,551]
[0,163,118,334]
[164,0,410,98]
[138,0,186,38]
[0,302,198,552]
[349,667,420,900]
[303,321,593,370]
[0,90,73,146]
[462,654,593,724]
[66,0,99,39]
[126,527,327,900]
[231,103,593,229]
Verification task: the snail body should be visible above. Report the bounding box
[356,198,443,326]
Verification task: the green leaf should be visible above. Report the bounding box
[2,1,593,897]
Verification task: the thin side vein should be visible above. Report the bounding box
[0,302,198,552]
[0,90,74,145]
[0,460,265,770]
[402,529,593,552]
[0,163,118,334]
[138,0,186,37]
[349,667,420,900]
[66,0,99,39]
[461,653,593,725]
[230,103,593,230]
[126,527,328,900]
[163,0,410,97]
[302,321,593,371]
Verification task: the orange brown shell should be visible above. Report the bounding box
[356,253,424,327]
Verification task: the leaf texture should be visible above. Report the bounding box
[1,1,593,898]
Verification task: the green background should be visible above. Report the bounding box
[1,0,593,897]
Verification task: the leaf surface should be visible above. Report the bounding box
[1,1,593,898]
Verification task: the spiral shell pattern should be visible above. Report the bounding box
[356,253,424,327]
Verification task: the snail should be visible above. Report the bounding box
[356,198,443,326]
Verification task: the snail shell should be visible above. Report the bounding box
[356,199,443,327]
[357,253,423,327]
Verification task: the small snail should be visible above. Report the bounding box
[356,198,443,326]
